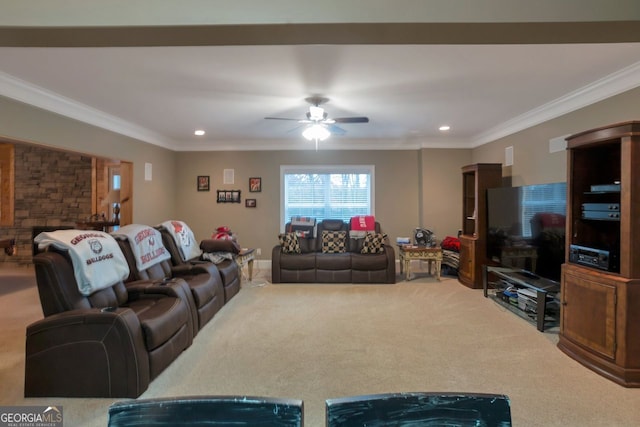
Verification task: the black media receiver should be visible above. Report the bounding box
[569,244,617,271]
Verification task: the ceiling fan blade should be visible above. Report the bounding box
[328,124,347,135]
[333,117,369,123]
[264,117,302,121]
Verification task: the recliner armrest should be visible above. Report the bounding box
[271,246,283,283]
[25,308,150,398]
[170,264,194,275]
[125,278,197,340]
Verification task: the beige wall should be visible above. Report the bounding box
[174,150,424,259]
[420,148,472,239]
[2,86,640,263]
[0,96,178,225]
[473,86,640,186]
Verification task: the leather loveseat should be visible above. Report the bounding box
[271,219,396,284]
[26,246,193,398]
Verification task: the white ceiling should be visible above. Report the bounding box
[2,43,639,151]
[0,9,640,154]
[1,0,640,152]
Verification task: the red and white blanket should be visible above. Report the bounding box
[112,224,171,271]
[350,215,375,239]
[159,220,202,262]
[35,229,129,296]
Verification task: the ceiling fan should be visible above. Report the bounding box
[265,97,369,147]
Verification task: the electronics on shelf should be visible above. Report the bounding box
[569,244,618,272]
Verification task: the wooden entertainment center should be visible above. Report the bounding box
[558,121,640,387]
[458,163,502,289]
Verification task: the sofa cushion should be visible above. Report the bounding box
[361,233,387,254]
[298,237,317,254]
[351,252,389,270]
[322,230,347,253]
[348,236,365,253]
[316,252,351,270]
[279,233,301,254]
[320,219,348,231]
[279,252,316,270]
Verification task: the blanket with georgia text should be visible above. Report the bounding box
[112,224,171,271]
[34,229,130,296]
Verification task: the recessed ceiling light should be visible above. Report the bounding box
[439,125,451,131]
[194,129,205,136]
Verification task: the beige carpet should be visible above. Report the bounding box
[2,264,640,426]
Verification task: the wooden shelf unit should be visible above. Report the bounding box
[558,121,640,387]
[458,163,502,289]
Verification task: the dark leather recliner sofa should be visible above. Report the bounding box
[26,247,193,398]
[159,229,241,304]
[115,234,225,334]
[272,219,396,284]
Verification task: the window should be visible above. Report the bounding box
[281,165,374,230]
[521,182,566,237]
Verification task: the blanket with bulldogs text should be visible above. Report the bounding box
[34,229,130,296]
[111,224,171,271]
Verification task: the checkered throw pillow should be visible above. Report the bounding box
[361,233,387,254]
[322,230,347,254]
[279,232,301,254]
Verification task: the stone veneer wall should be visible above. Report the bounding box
[0,144,92,266]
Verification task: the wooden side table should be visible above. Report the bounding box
[398,245,443,281]
[235,248,256,281]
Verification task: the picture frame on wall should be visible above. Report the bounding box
[216,190,242,203]
[197,175,210,191]
[249,177,262,192]
[246,198,257,208]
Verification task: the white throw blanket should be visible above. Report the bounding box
[111,224,171,271]
[159,220,202,262]
[34,229,130,296]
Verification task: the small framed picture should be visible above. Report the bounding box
[246,198,257,208]
[197,175,210,191]
[249,177,262,192]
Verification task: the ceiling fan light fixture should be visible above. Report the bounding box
[302,124,331,142]
[308,105,325,121]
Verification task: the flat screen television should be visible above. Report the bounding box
[486,182,566,282]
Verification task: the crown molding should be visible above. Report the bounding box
[175,138,429,151]
[2,59,639,152]
[0,71,174,149]
[470,60,640,147]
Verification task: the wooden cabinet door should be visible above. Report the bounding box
[119,161,133,226]
[562,270,617,360]
[458,236,475,284]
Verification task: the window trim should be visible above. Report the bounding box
[280,164,375,232]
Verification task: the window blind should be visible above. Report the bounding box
[281,166,374,228]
